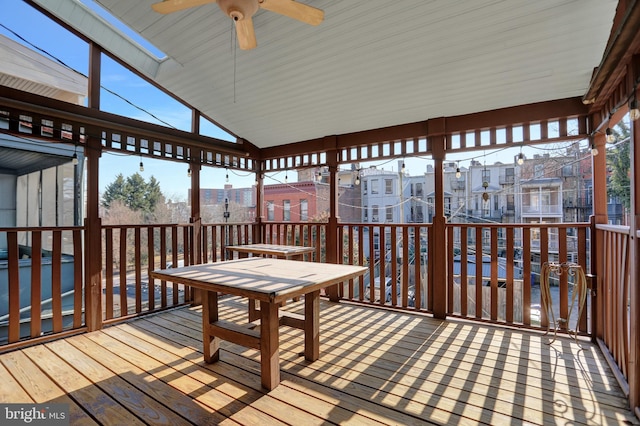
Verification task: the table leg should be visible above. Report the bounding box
[260,301,280,390]
[304,290,320,361]
[248,299,260,322]
[202,290,220,363]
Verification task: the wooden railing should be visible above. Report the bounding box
[0,220,596,350]
[593,224,631,395]
[102,222,258,323]
[336,223,431,310]
[333,222,591,333]
[0,226,84,349]
[101,223,195,323]
[446,223,590,331]
[261,222,326,262]
[201,222,257,262]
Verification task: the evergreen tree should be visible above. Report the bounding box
[102,174,127,209]
[102,173,163,215]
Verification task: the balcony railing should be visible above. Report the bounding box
[0,226,84,348]
[0,221,596,351]
[521,204,562,215]
[499,174,515,185]
[445,223,590,330]
[593,224,632,393]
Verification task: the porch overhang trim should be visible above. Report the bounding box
[0,86,247,159]
[29,0,161,79]
[582,0,640,107]
[259,97,589,170]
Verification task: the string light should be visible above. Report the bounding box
[591,142,598,156]
[139,160,144,172]
[630,97,640,121]
[72,144,78,165]
[401,161,406,174]
[187,167,192,177]
[455,161,461,179]
[355,171,360,186]
[284,171,288,183]
[225,168,229,183]
[605,127,615,143]
[517,152,524,165]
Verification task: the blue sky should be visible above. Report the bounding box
[1,1,593,200]
[1,0,253,200]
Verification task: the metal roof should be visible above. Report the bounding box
[32,0,617,149]
[0,135,76,176]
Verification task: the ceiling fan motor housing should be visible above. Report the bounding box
[218,0,259,21]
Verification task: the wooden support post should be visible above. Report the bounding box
[190,151,203,305]
[84,42,102,332]
[429,118,447,320]
[590,131,608,343]
[325,145,341,301]
[255,161,264,244]
[628,82,640,415]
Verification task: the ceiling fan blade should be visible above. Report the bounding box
[260,0,324,26]
[236,18,257,50]
[151,0,217,14]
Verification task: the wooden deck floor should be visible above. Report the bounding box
[0,297,637,425]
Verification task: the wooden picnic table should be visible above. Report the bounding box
[150,257,367,390]
[225,243,315,260]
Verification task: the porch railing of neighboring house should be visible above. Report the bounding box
[593,224,632,397]
[0,226,84,350]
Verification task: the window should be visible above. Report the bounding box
[372,205,379,222]
[386,205,393,222]
[534,164,544,178]
[416,205,423,222]
[415,183,423,197]
[283,200,291,221]
[504,167,515,184]
[385,179,393,194]
[363,180,368,194]
[267,201,274,221]
[482,168,491,183]
[363,205,368,221]
[371,179,379,194]
[300,199,308,221]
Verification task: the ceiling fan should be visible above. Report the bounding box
[151,0,324,50]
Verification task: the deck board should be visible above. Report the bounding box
[0,297,637,425]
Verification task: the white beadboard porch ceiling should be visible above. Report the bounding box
[34,0,617,149]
